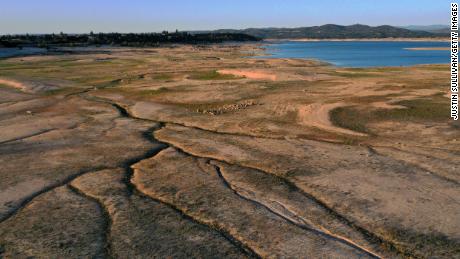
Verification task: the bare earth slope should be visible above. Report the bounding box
[0,45,458,258]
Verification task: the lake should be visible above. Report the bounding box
[261,41,450,67]
[0,47,115,59]
[0,47,48,58]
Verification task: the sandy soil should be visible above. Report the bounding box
[218,69,277,80]
[0,78,27,91]
[0,78,66,93]
[297,103,368,136]
[370,101,407,109]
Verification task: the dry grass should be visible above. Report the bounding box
[330,106,371,134]
[383,227,460,259]
[330,95,450,134]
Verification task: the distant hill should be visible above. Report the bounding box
[428,28,452,34]
[402,25,450,34]
[192,24,448,39]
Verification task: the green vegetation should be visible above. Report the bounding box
[347,94,400,104]
[261,81,289,90]
[152,73,174,81]
[0,57,150,91]
[261,80,318,91]
[329,71,380,78]
[136,87,171,97]
[375,98,449,122]
[330,96,450,134]
[330,106,371,133]
[93,79,121,89]
[343,67,404,73]
[188,70,238,80]
[379,77,449,90]
[329,67,406,78]
[0,83,25,93]
[417,64,449,72]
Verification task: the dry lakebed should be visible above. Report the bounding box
[0,44,459,259]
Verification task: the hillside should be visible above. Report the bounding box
[195,24,447,39]
[402,25,450,34]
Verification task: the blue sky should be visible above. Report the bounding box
[0,0,450,34]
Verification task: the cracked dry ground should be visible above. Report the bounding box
[0,45,459,259]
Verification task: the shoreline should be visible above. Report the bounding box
[265,37,450,42]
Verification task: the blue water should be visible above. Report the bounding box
[262,41,450,67]
[0,47,48,58]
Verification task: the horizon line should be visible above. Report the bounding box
[0,23,450,36]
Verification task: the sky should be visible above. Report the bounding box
[0,0,451,34]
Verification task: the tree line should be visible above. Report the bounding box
[0,31,260,48]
